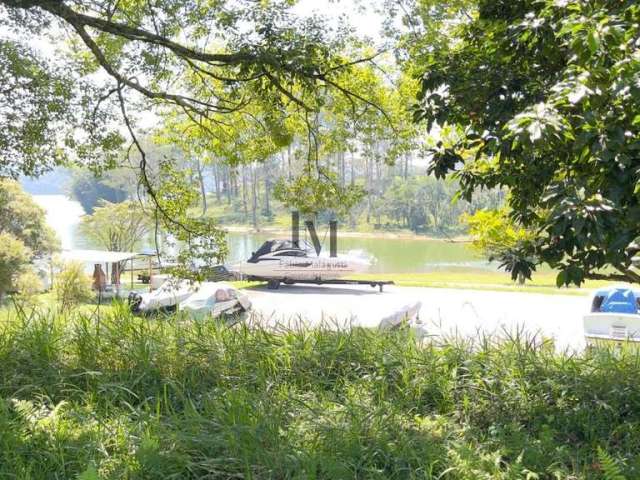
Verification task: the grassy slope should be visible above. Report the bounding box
[349,271,611,295]
[0,304,639,479]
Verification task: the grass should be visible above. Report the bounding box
[1,303,640,479]
[350,269,612,295]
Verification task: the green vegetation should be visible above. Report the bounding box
[52,261,94,311]
[415,0,640,285]
[199,175,503,237]
[350,271,608,296]
[463,209,537,284]
[0,306,638,479]
[0,179,58,299]
[69,170,129,214]
[79,200,151,253]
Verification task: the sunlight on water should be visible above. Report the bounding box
[32,195,85,249]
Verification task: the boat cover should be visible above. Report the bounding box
[179,282,249,318]
[596,287,638,314]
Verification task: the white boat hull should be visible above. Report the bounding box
[583,312,640,343]
[231,255,369,281]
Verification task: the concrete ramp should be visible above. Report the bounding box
[243,284,591,350]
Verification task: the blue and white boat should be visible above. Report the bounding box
[584,286,640,344]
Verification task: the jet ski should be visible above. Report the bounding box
[583,285,640,345]
[229,239,370,288]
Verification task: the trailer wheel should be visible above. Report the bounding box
[267,280,280,290]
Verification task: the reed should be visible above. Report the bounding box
[0,304,638,479]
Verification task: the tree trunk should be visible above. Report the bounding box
[251,165,258,230]
[350,150,356,186]
[403,153,409,180]
[212,164,221,202]
[195,158,207,215]
[264,163,271,217]
[241,166,248,222]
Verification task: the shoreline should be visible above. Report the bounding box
[222,225,471,242]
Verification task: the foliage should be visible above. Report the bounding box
[374,175,503,234]
[463,209,537,283]
[0,233,31,299]
[414,0,640,285]
[13,269,44,302]
[69,170,129,214]
[153,162,227,279]
[0,307,639,478]
[274,167,366,216]
[0,38,122,177]
[1,0,381,179]
[0,178,58,256]
[0,180,58,299]
[78,200,150,253]
[52,261,93,310]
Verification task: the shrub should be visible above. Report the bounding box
[53,261,93,310]
[0,307,638,479]
[13,268,44,305]
[0,232,31,300]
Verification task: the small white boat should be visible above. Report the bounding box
[179,282,251,319]
[129,277,195,313]
[129,278,251,318]
[229,239,370,287]
[583,286,640,345]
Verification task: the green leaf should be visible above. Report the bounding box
[587,30,600,53]
[78,465,99,480]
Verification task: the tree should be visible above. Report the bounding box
[79,200,149,253]
[0,179,59,298]
[69,169,129,214]
[414,0,640,286]
[53,261,93,311]
[0,178,58,256]
[1,1,384,179]
[78,200,150,283]
[0,39,122,177]
[2,1,393,272]
[79,200,150,252]
[463,209,537,284]
[0,232,31,300]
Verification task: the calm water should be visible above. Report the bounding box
[33,195,489,273]
[225,232,485,273]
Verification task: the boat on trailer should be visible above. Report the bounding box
[584,285,640,345]
[229,239,383,289]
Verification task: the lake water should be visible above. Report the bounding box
[225,232,487,273]
[33,195,489,273]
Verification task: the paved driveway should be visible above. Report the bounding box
[245,284,590,350]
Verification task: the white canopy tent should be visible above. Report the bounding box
[60,249,140,264]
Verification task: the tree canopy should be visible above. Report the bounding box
[414,0,640,285]
[0,178,58,256]
[0,179,58,298]
[1,0,384,176]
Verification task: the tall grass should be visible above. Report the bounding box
[1,304,639,479]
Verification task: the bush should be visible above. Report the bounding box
[53,261,93,310]
[0,232,31,300]
[13,269,44,305]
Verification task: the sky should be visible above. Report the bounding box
[293,0,387,42]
